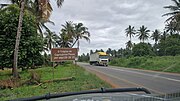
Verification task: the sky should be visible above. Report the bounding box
[46,0,173,55]
[0,0,173,55]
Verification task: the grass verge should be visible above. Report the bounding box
[109,56,180,73]
[0,64,110,100]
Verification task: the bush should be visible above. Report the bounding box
[127,57,147,67]
[132,43,155,56]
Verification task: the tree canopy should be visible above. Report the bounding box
[0,5,44,69]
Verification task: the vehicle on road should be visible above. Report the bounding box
[89,52,109,66]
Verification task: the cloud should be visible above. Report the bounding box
[47,0,172,55]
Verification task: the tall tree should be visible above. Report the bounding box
[56,31,73,48]
[137,25,150,43]
[163,0,180,32]
[161,31,169,41]
[71,23,90,49]
[125,25,136,41]
[151,29,161,45]
[44,30,58,50]
[3,0,64,36]
[13,0,25,78]
[0,4,43,70]
[126,40,133,50]
[90,50,94,54]
[61,21,74,40]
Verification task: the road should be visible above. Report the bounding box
[78,62,180,94]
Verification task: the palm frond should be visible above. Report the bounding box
[56,0,64,7]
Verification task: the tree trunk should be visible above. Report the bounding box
[13,0,25,78]
[77,40,80,50]
[71,38,78,48]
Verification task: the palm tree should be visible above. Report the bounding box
[137,25,150,43]
[161,31,169,41]
[44,30,58,50]
[151,29,161,45]
[165,21,176,35]
[163,0,180,32]
[56,31,73,48]
[61,21,74,39]
[71,23,90,49]
[3,0,64,78]
[125,25,136,41]
[13,0,25,78]
[126,40,133,50]
[4,0,64,36]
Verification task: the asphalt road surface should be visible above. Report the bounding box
[78,62,180,94]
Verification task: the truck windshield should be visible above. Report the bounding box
[99,55,108,59]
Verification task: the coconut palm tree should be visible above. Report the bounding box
[163,0,180,32]
[71,23,90,49]
[56,31,73,48]
[3,0,64,36]
[161,31,169,41]
[61,21,74,39]
[151,29,161,45]
[44,30,59,50]
[13,0,25,78]
[165,21,176,35]
[137,25,150,43]
[125,25,136,41]
[126,40,133,50]
[4,0,64,78]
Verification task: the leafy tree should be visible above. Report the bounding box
[125,25,136,41]
[132,43,155,56]
[0,5,43,70]
[1,0,64,36]
[117,48,124,58]
[158,34,180,56]
[163,0,180,32]
[137,25,150,43]
[106,48,112,55]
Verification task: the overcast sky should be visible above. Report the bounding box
[0,0,173,55]
[46,0,173,55]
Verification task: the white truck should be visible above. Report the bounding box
[89,52,109,66]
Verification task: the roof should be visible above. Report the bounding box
[97,52,107,55]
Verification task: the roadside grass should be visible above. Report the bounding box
[0,64,111,100]
[109,56,180,73]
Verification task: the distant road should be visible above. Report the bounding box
[78,62,180,94]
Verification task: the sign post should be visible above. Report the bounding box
[51,48,78,79]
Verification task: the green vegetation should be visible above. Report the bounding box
[109,56,180,73]
[0,64,110,100]
[0,5,44,69]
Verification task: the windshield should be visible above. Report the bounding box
[99,55,109,59]
[0,0,180,101]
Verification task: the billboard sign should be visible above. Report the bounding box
[51,48,78,62]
